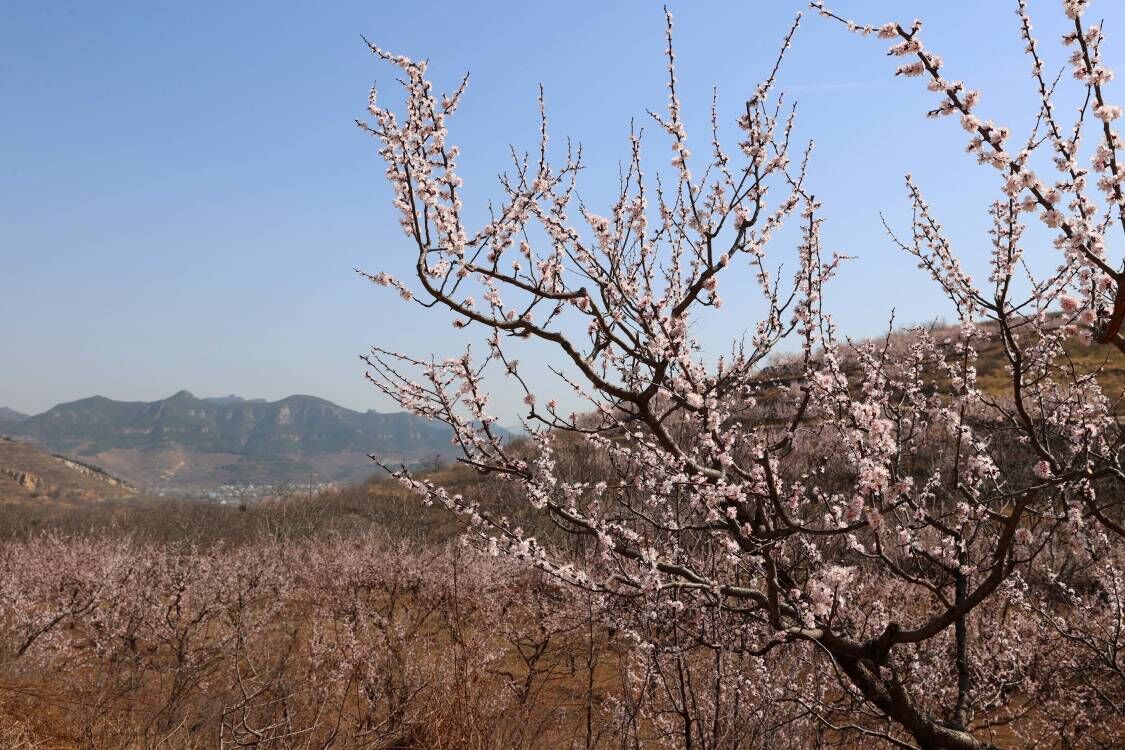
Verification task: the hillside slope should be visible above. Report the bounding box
[0,436,136,503]
[0,407,27,424]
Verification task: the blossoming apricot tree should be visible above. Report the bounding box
[358,3,1125,748]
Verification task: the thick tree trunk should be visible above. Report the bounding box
[834,651,995,750]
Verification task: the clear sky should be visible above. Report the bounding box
[4,1,1124,419]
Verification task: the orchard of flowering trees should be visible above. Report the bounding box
[356,1,1125,748]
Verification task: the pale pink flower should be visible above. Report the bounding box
[1094,104,1122,122]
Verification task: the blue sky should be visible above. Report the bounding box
[4,1,1124,419]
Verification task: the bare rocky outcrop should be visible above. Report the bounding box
[53,456,129,487]
[0,467,44,492]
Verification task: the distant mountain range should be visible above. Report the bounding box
[0,392,457,490]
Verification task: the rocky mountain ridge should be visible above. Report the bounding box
[3,392,456,490]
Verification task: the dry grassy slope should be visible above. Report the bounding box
[372,334,1125,473]
[763,323,1125,412]
[974,335,1125,407]
[0,436,136,504]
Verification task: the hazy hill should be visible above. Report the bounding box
[6,391,456,490]
[0,407,27,423]
[0,436,136,504]
[202,395,267,405]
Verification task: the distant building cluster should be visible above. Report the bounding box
[151,481,338,504]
